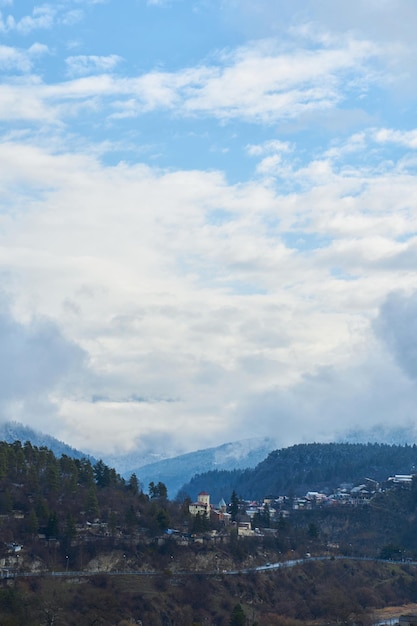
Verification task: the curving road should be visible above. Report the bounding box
[2,555,416,580]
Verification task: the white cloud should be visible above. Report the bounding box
[255,154,285,176]
[13,5,55,35]
[0,80,56,122]
[220,1,417,100]
[66,54,123,77]
[0,43,48,72]
[28,42,49,56]
[180,39,377,122]
[226,0,417,48]
[60,9,84,26]
[0,37,383,126]
[0,44,32,72]
[0,11,13,33]
[246,140,293,176]
[237,347,417,449]
[246,139,292,157]
[0,295,86,433]
[374,290,417,380]
[0,132,417,452]
[0,4,85,34]
[374,128,417,149]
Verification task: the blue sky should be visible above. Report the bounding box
[2,0,417,457]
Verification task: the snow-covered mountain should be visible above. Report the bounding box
[340,424,417,446]
[119,424,417,499]
[0,421,95,462]
[102,450,167,476]
[122,437,279,499]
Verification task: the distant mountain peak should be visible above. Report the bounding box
[120,436,279,499]
[0,420,94,462]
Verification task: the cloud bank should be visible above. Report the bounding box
[0,0,417,457]
[0,297,85,430]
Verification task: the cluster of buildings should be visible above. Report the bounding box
[291,474,415,510]
[188,474,416,534]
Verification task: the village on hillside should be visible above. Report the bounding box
[184,473,415,543]
[1,464,415,577]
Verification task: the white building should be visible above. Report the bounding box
[189,491,211,518]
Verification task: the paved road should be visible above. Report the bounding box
[2,555,416,580]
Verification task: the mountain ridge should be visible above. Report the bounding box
[122,436,279,498]
[180,441,417,501]
[0,421,95,463]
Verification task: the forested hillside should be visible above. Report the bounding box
[0,439,179,563]
[3,440,417,623]
[181,442,417,501]
[0,421,95,462]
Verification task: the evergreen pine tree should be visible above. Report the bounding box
[229,603,246,626]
